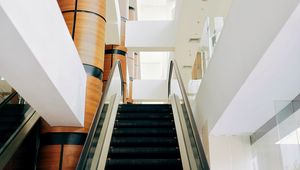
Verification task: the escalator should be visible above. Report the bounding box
[0,92,40,169]
[105,104,182,170]
[77,60,210,170]
[0,104,28,148]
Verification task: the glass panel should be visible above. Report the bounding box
[106,64,122,102]
[252,100,300,170]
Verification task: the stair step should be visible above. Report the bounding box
[0,116,24,122]
[114,120,174,128]
[118,105,172,113]
[116,113,172,120]
[0,104,26,114]
[112,128,176,137]
[118,108,171,113]
[106,159,182,170]
[110,137,178,147]
[102,104,183,170]
[108,147,180,158]
[119,104,171,108]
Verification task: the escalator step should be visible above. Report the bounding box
[110,137,178,147]
[112,128,176,137]
[118,109,171,113]
[0,104,26,114]
[114,120,174,128]
[116,113,172,120]
[106,159,183,170]
[119,104,171,109]
[108,147,180,158]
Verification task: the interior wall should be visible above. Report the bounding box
[209,135,254,170]
[252,106,300,170]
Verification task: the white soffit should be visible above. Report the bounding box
[0,0,86,126]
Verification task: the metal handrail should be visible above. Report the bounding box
[0,91,17,110]
[168,59,210,170]
[77,60,124,169]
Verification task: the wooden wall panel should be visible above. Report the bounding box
[77,0,106,18]
[38,145,61,170]
[62,145,83,170]
[61,13,74,35]
[74,13,105,70]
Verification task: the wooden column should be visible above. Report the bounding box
[38,0,106,169]
[103,45,127,97]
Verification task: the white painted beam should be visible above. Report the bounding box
[0,0,86,126]
[126,21,176,51]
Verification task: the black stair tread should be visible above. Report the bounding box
[111,137,178,147]
[114,120,174,127]
[104,104,182,169]
[0,116,24,122]
[0,133,15,142]
[0,127,19,133]
[0,104,28,149]
[112,128,176,137]
[106,159,183,170]
[116,113,173,120]
[0,104,26,114]
[119,104,171,108]
[118,105,172,113]
[108,147,180,158]
[118,108,171,113]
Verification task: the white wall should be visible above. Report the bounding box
[126,21,176,51]
[252,107,300,170]
[209,135,254,170]
[211,1,300,135]
[133,80,168,101]
[105,0,121,45]
[194,0,300,133]
[0,0,86,126]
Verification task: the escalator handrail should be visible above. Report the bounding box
[168,59,210,170]
[0,91,17,110]
[77,60,124,169]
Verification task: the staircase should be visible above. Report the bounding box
[105,104,183,170]
[0,104,27,148]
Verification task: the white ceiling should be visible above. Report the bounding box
[137,0,176,20]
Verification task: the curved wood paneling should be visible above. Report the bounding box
[57,0,75,11]
[104,45,127,82]
[61,12,74,35]
[58,0,106,18]
[74,12,105,70]
[38,145,61,170]
[77,0,106,18]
